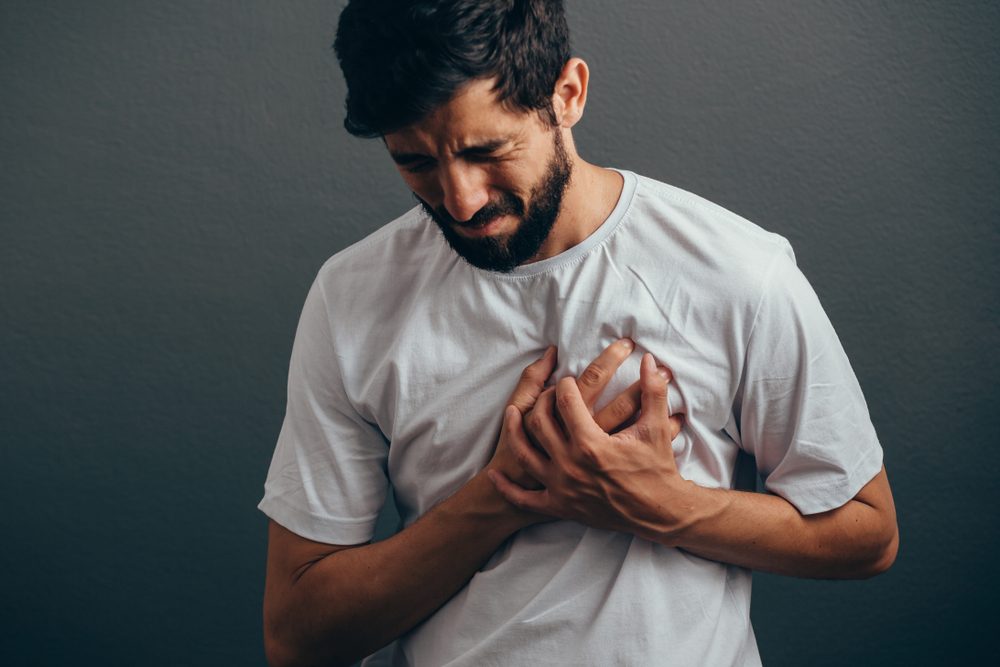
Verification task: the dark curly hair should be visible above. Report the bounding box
[334,0,571,137]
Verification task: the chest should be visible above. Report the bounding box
[342,265,746,522]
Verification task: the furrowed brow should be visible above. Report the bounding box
[388,135,517,165]
[458,136,515,156]
[388,151,429,166]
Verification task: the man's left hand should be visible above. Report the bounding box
[488,353,690,544]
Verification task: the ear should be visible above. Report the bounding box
[551,57,589,129]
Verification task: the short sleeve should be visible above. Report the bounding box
[258,276,389,544]
[738,247,883,515]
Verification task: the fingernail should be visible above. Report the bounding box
[642,352,655,371]
[657,366,671,381]
[619,338,634,350]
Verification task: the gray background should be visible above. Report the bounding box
[2,1,997,665]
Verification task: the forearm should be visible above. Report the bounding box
[264,473,534,667]
[665,470,898,579]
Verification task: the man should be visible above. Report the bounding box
[259,1,898,665]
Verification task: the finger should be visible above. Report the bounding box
[487,470,550,514]
[593,363,672,433]
[553,376,606,444]
[524,387,573,461]
[575,338,635,408]
[668,414,685,441]
[507,346,557,414]
[593,379,641,433]
[503,405,551,481]
[621,353,671,443]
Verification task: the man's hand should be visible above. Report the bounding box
[486,339,645,492]
[489,352,898,579]
[489,352,688,543]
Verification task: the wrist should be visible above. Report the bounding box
[450,471,538,537]
[652,479,724,548]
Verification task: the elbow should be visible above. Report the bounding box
[263,599,296,667]
[263,632,295,667]
[855,521,899,579]
[820,517,899,580]
[869,524,899,577]
[263,621,306,667]
[263,637,335,667]
[264,623,357,667]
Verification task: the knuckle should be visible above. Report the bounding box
[513,444,529,466]
[647,383,667,402]
[509,398,530,414]
[519,366,541,384]
[597,400,631,432]
[535,391,554,412]
[555,391,575,413]
[633,423,651,442]
[577,365,604,388]
[635,423,667,443]
[611,396,637,420]
[525,411,545,435]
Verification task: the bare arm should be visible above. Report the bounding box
[263,341,652,667]
[490,353,898,580]
[264,471,530,667]
[669,465,896,578]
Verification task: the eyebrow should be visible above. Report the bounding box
[388,136,516,165]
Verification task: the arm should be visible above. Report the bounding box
[490,353,898,580]
[264,470,531,667]
[670,464,896,578]
[263,341,648,667]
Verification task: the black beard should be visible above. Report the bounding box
[418,132,572,273]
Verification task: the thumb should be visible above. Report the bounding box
[507,346,557,413]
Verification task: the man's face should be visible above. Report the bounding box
[416,131,570,272]
[383,79,573,272]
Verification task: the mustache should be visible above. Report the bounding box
[418,192,525,227]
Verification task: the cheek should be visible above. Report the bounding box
[489,163,534,199]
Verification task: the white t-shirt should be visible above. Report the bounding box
[259,170,883,666]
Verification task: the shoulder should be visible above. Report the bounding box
[313,205,450,298]
[623,172,796,306]
[631,173,791,261]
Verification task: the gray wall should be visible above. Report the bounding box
[2,1,996,664]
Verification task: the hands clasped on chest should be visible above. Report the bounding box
[485,339,693,545]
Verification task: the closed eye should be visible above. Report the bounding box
[402,159,435,174]
[464,151,502,164]
[458,140,511,162]
[390,150,435,172]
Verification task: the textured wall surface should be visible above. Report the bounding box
[2,1,997,664]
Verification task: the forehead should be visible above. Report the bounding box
[383,78,541,153]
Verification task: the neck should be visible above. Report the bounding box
[532,158,625,262]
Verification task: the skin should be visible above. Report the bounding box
[264,56,899,666]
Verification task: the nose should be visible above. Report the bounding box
[440,163,489,222]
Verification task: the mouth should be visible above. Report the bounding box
[453,215,509,238]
